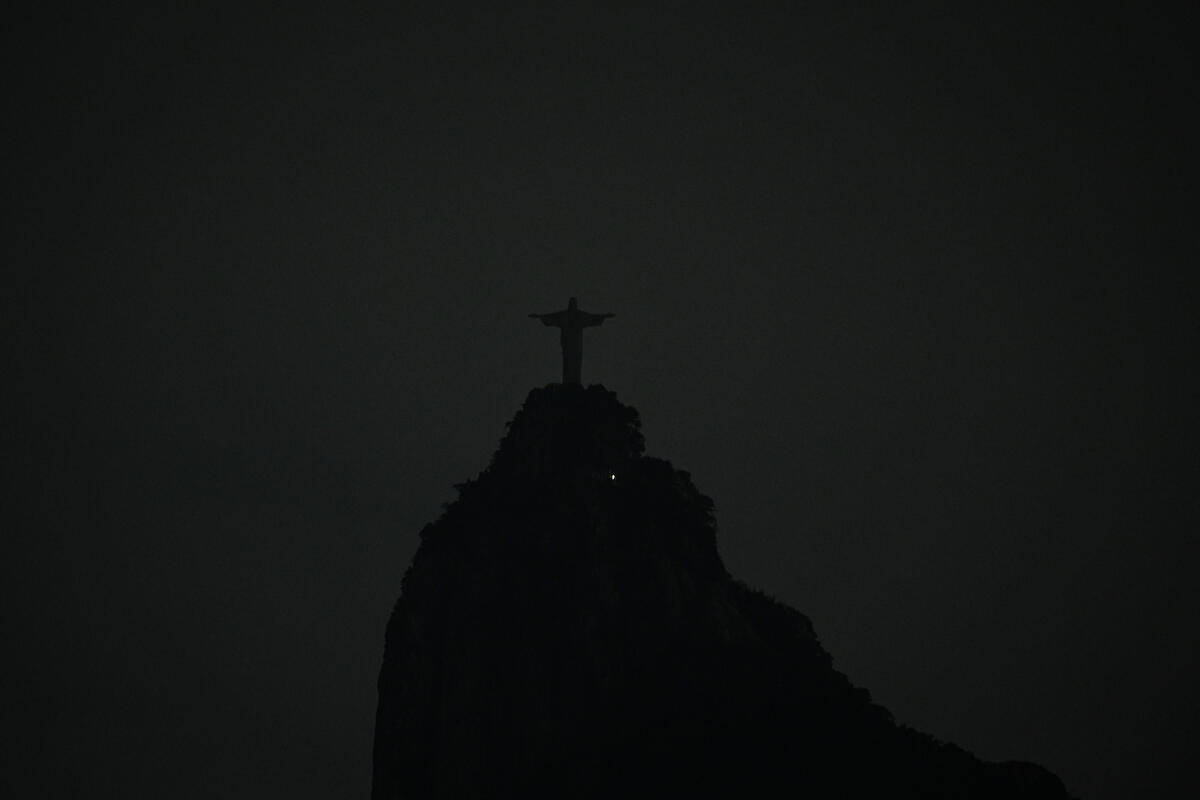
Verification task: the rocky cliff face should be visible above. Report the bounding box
[372,385,1070,798]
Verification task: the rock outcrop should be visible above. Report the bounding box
[372,384,1071,798]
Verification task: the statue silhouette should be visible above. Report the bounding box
[529,297,615,385]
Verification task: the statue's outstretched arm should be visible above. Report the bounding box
[582,312,615,326]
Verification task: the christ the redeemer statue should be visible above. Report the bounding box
[529,297,614,385]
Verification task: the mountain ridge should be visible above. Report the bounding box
[372,384,1072,798]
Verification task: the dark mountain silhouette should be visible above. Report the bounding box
[372,385,1072,798]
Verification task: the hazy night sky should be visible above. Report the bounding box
[7,4,1197,798]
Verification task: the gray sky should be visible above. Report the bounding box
[7,4,1197,798]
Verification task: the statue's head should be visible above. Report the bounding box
[568,297,578,309]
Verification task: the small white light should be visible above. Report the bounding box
[609,473,616,481]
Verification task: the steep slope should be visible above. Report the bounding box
[372,385,1070,798]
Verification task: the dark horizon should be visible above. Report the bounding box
[7,4,1198,798]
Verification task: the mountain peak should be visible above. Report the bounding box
[472,383,646,500]
[373,387,1072,798]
